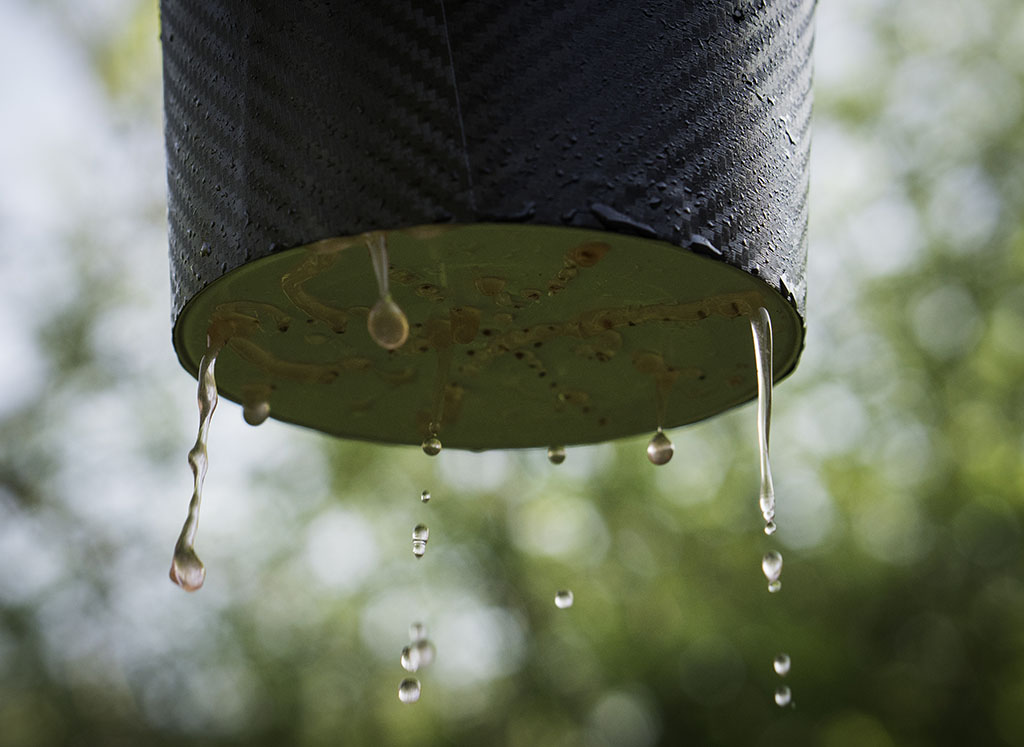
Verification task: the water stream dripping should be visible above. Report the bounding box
[366,231,409,350]
[169,333,224,591]
[749,307,775,533]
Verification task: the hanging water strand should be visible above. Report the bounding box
[750,306,776,534]
[365,231,409,351]
[169,334,224,592]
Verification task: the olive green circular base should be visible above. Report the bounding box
[173,225,803,450]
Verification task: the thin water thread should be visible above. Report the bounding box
[438,0,476,211]
[750,307,775,526]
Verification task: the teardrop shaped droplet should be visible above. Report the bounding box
[368,295,409,350]
[398,677,421,704]
[168,546,206,592]
[421,436,442,456]
[646,429,674,465]
[412,523,430,558]
[774,685,792,707]
[420,489,431,503]
[773,653,791,676]
[554,589,574,609]
[242,400,270,426]
[762,550,783,582]
[547,445,567,465]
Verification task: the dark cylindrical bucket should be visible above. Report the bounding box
[161,0,813,449]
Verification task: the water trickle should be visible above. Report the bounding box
[365,231,409,350]
[646,429,674,465]
[169,336,222,592]
[412,523,430,558]
[398,677,421,704]
[547,445,567,465]
[421,436,443,456]
[554,589,574,609]
[762,550,783,583]
[774,686,792,707]
[420,490,431,503]
[773,653,791,676]
[750,307,775,532]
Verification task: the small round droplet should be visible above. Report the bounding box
[554,589,574,609]
[646,429,674,465]
[773,653,791,676]
[398,678,421,704]
[421,436,442,456]
[768,579,782,593]
[774,685,792,707]
[368,295,409,350]
[547,445,566,465]
[401,644,421,672]
[420,490,431,503]
[412,524,429,558]
[409,622,427,642]
[764,520,777,536]
[169,548,206,592]
[242,400,270,426]
[762,550,783,582]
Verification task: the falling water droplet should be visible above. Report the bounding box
[365,231,409,350]
[421,436,442,456]
[750,307,776,532]
[762,550,783,582]
[420,490,431,503]
[412,523,430,558]
[368,295,409,350]
[409,621,427,642]
[398,678,421,704]
[768,579,782,593]
[773,653,791,676]
[169,337,222,592]
[774,685,792,707]
[401,644,421,672]
[412,638,435,669]
[764,520,777,536]
[242,399,270,426]
[554,589,574,609]
[646,429,674,465]
[547,445,567,465]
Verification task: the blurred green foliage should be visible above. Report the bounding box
[2,0,1024,745]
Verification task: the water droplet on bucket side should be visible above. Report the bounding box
[554,589,574,609]
[773,653,791,676]
[547,445,566,465]
[368,295,409,350]
[242,399,270,426]
[420,490,431,503]
[762,550,783,582]
[774,685,792,707]
[412,524,430,558]
[646,429,674,465]
[421,436,442,456]
[398,678,421,704]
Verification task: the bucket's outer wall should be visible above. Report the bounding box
[162,0,813,327]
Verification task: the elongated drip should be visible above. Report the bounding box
[365,231,409,350]
[169,333,224,591]
[749,307,775,534]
